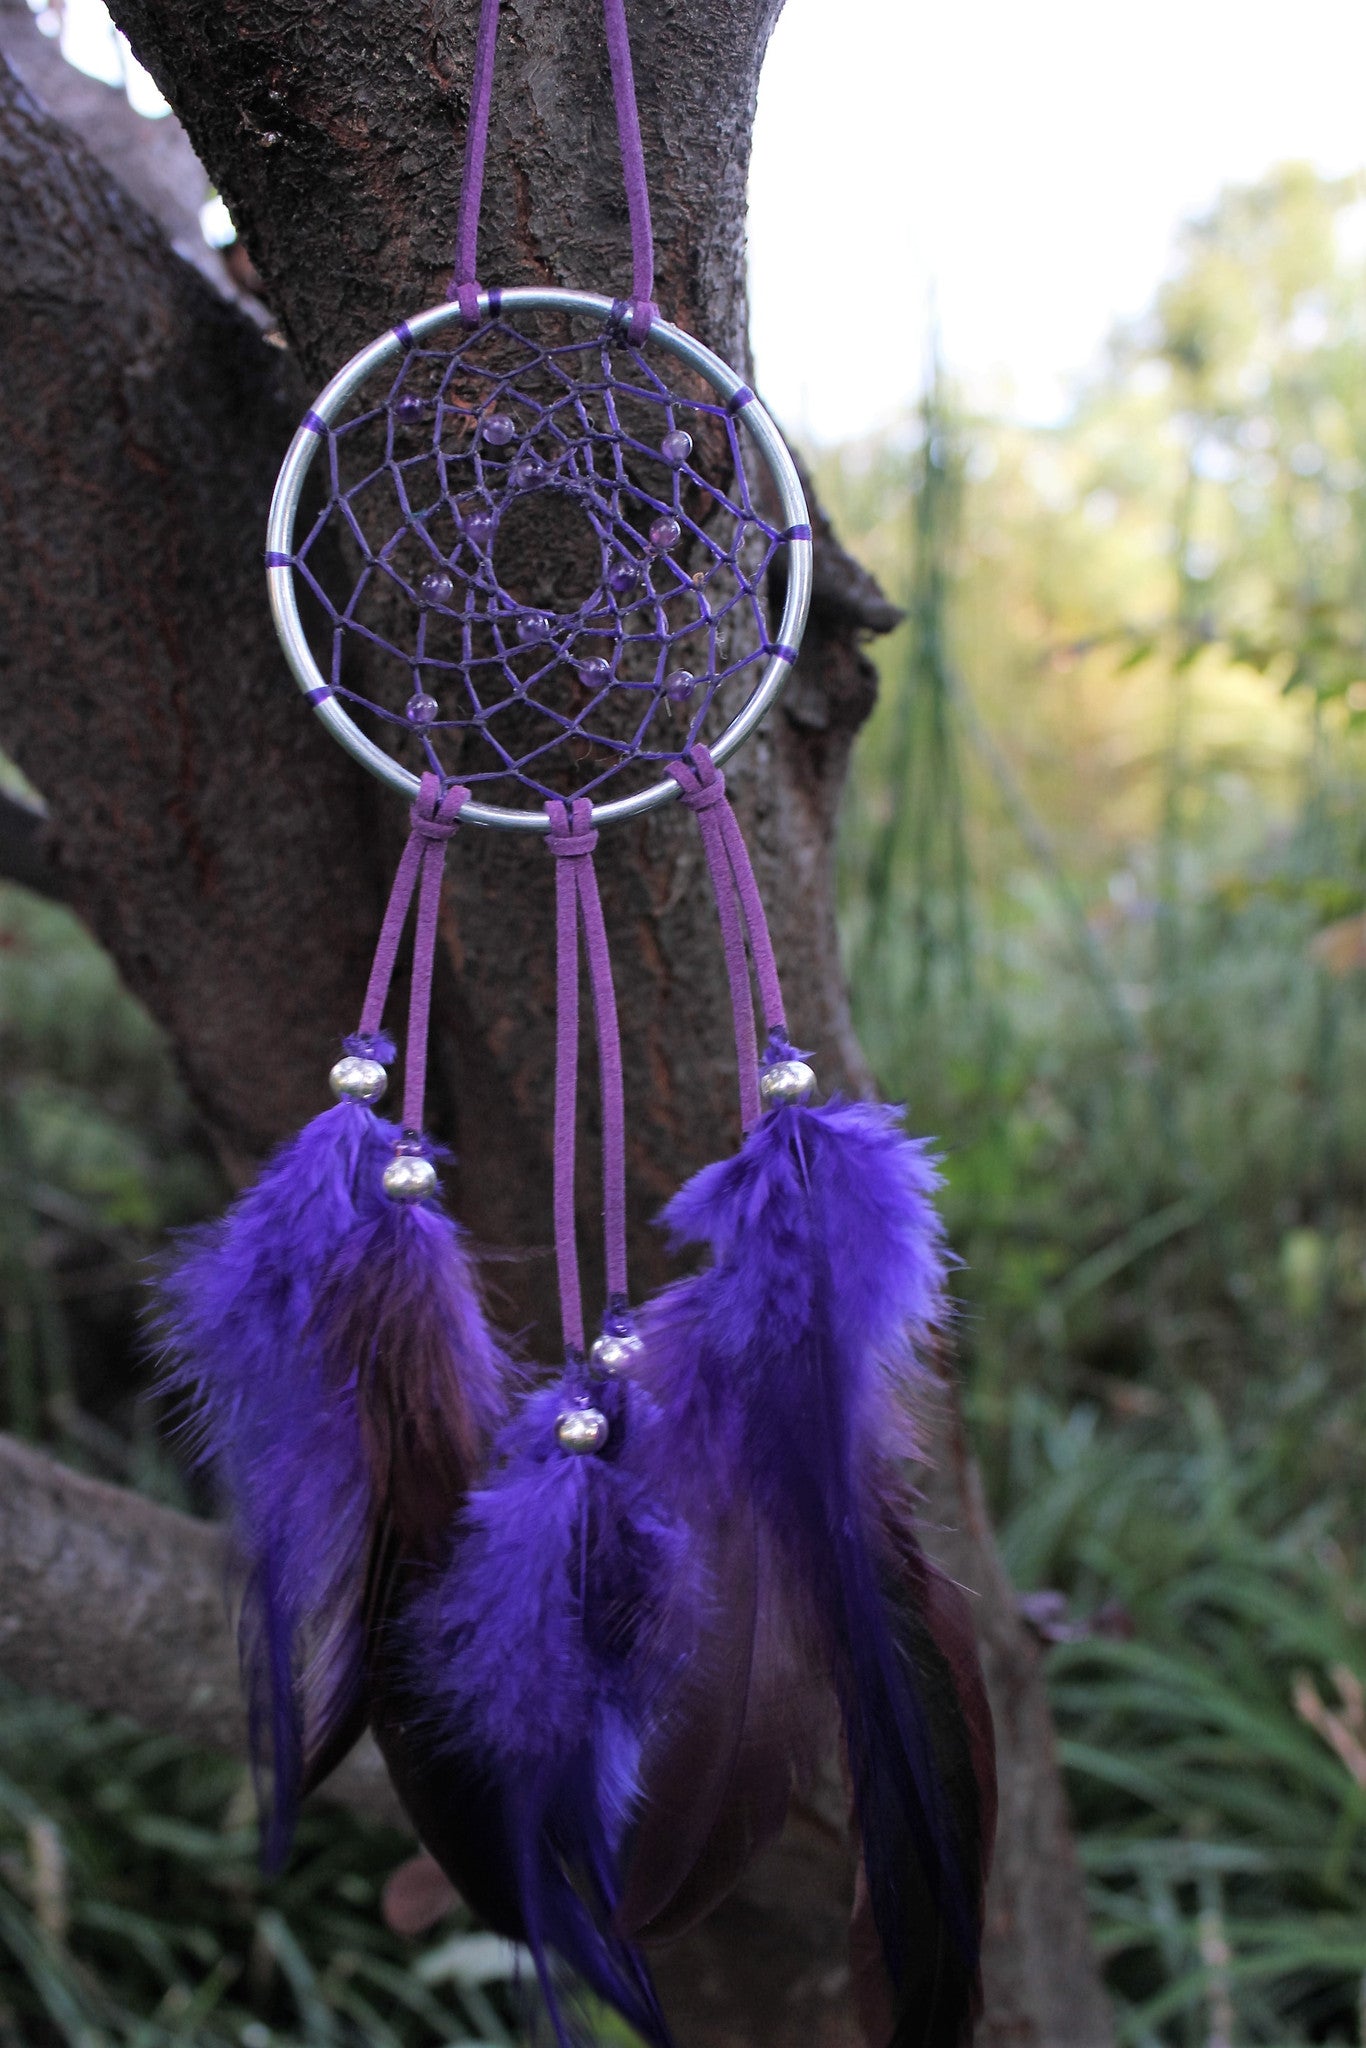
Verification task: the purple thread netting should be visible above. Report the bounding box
[283,310,800,806]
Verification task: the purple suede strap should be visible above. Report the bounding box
[601,0,657,328]
[356,773,469,1132]
[448,0,656,332]
[670,746,787,1129]
[547,798,628,1357]
[450,0,501,324]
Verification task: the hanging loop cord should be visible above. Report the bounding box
[546,799,629,1358]
[448,0,657,336]
[350,773,470,1136]
[668,747,789,1131]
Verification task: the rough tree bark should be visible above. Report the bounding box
[0,1431,402,1829]
[0,6,1113,2044]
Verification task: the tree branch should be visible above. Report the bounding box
[0,1431,400,1827]
[0,0,257,310]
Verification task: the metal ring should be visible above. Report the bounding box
[266,287,814,832]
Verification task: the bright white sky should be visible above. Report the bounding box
[45,0,1366,447]
[747,0,1366,442]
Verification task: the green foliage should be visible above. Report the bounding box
[856,346,974,1005]
[0,1687,520,2047]
[828,160,1366,2042]
[0,882,220,1495]
[994,1387,1366,2046]
[830,163,1366,1418]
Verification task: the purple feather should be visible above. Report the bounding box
[628,1098,983,2005]
[405,1369,685,2048]
[314,1186,512,1562]
[154,1098,511,1866]
[852,1512,997,2046]
[618,1506,835,1941]
[154,1102,388,1862]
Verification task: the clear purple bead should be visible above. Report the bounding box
[517,611,552,642]
[649,515,682,551]
[577,656,611,688]
[406,692,440,725]
[461,507,494,548]
[665,669,697,704]
[395,394,426,422]
[419,570,455,606]
[607,557,640,596]
[482,412,515,446]
[661,429,693,464]
[510,456,546,488]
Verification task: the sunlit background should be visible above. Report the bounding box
[748,0,1366,436]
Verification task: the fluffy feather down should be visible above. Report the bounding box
[154,1100,510,1864]
[406,1371,684,2048]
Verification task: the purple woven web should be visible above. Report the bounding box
[279,309,803,807]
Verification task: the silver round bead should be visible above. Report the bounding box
[382,1152,437,1203]
[555,1406,609,1455]
[760,1059,817,1108]
[590,1331,644,1373]
[329,1055,388,1104]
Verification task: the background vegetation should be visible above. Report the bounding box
[832,161,1366,2045]
[4,160,1366,2045]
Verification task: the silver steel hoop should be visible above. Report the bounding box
[266,287,814,832]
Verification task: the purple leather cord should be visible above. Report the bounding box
[601,0,657,326]
[355,773,469,1134]
[449,0,656,332]
[450,0,501,325]
[670,746,786,1130]
[547,798,628,1356]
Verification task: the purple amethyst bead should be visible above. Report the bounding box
[510,456,546,488]
[395,394,427,422]
[607,556,641,597]
[461,507,494,548]
[419,570,455,606]
[482,412,515,446]
[664,669,697,704]
[576,656,611,688]
[660,429,693,463]
[406,692,440,725]
[517,611,552,643]
[649,515,682,551]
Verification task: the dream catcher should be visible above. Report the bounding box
[156,0,996,2041]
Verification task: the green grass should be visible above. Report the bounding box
[991,1387,1366,2045]
[0,1689,522,2048]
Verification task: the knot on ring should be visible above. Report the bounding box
[546,796,599,858]
[409,776,469,841]
[668,747,727,813]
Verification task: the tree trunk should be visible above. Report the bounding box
[0,6,1113,2042]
